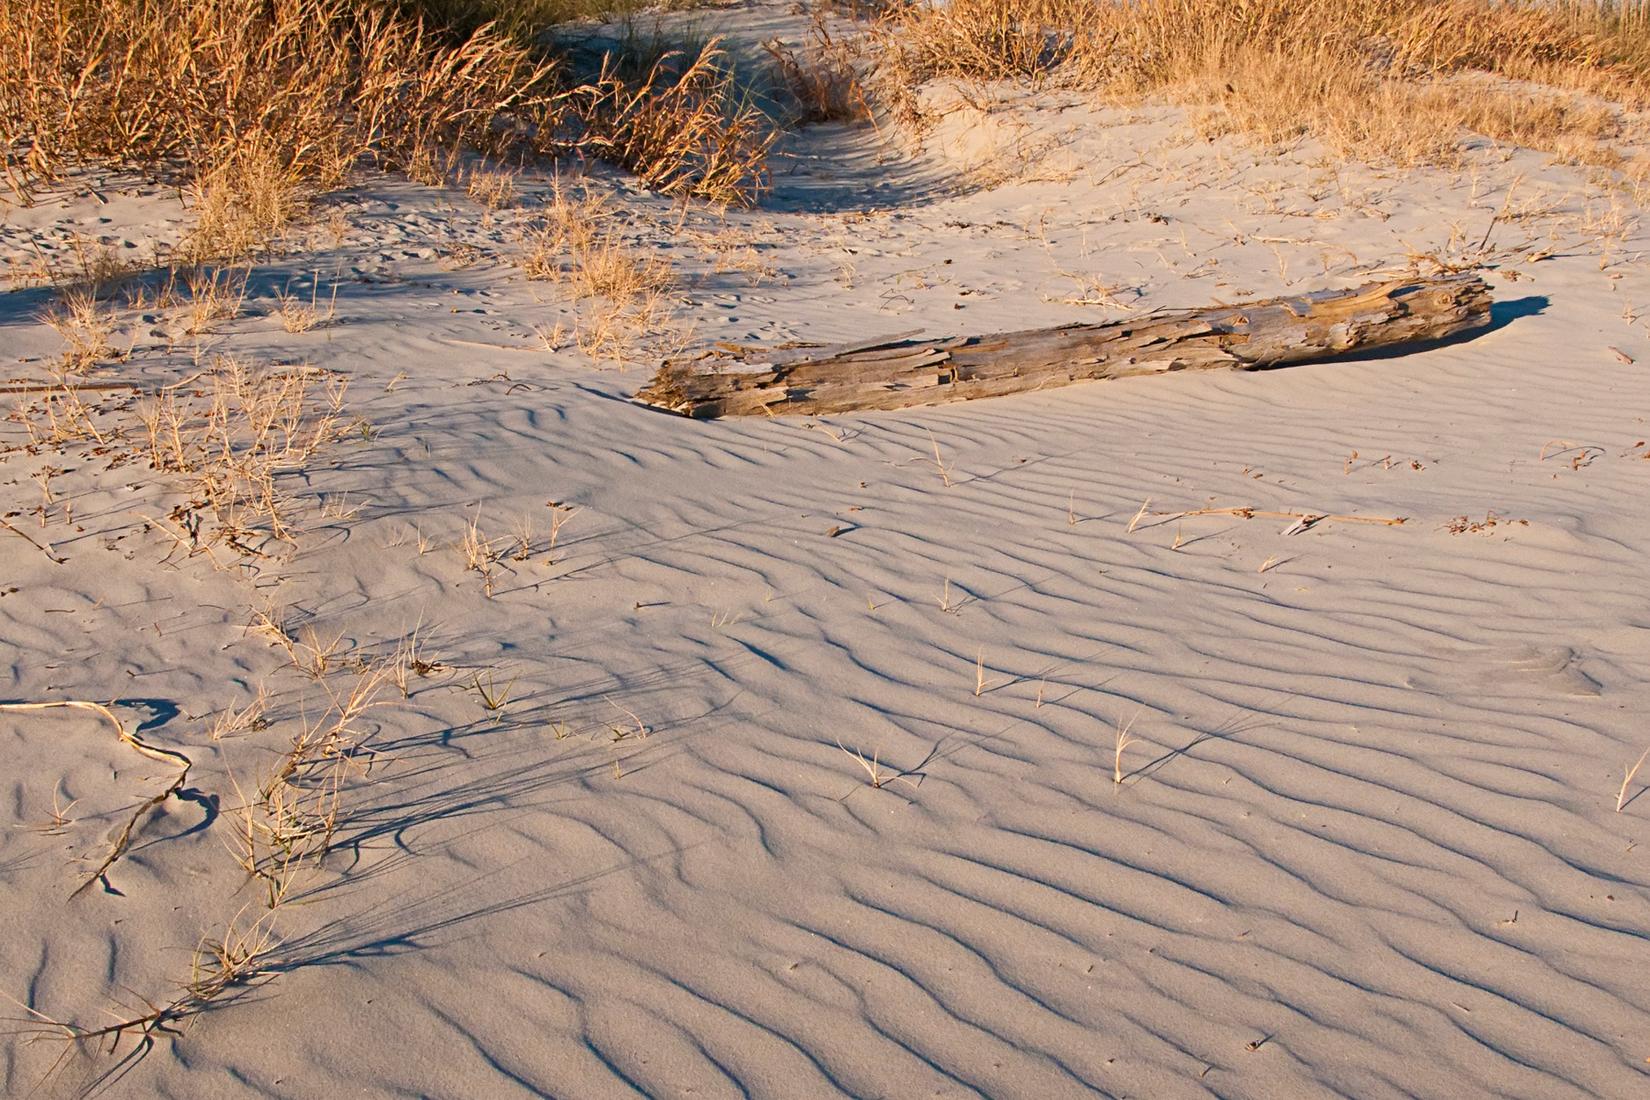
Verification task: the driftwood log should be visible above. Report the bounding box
[635,274,1492,418]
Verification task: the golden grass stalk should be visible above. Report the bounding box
[460,512,501,596]
[1126,498,1151,534]
[605,695,650,740]
[928,431,953,487]
[472,669,514,715]
[1113,712,1139,789]
[937,576,960,614]
[1618,746,1649,812]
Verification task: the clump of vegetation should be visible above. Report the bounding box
[139,357,356,553]
[517,180,681,357]
[578,34,779,204]
[0,0,561,194]
[0,0,778,238]
[764,11,875,124]
[875,0,1650,95]
[863,0,1650,168]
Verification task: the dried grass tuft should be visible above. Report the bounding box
[137,358,355,554]
[518,181,679,359]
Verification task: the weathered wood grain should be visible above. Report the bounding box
[635,274,1493,418]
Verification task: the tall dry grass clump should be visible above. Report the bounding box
[578,36,778,205]
[871,0,1650,165]
[0,0,775,228]
[764,11,875,124]
[875,0,1088,87]
[0,0,561,197]
[177,141,319,265]
[877,0,1650,94]
[1076,1,1650,101]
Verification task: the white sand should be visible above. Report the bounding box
[4,11,1650,1097]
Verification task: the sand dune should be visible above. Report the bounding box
[4,9,1650,1097]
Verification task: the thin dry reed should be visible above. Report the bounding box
[764,12,874,124]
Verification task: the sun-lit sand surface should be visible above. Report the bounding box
[4,3,1650,1097]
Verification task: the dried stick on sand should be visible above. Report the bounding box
[636,274,1492,418]
[0,700,192,895]
[1137,505,1409,531]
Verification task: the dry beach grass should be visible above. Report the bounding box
[870,0,1650,170]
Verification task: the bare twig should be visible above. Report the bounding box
[0,700,191,894]
[0,516,67,564]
